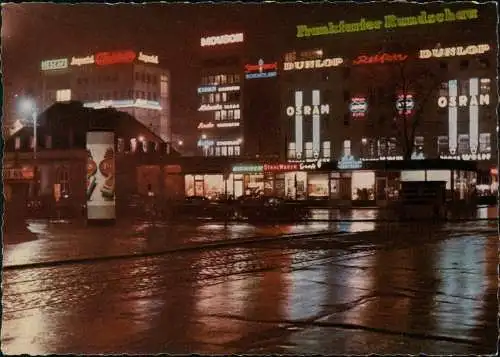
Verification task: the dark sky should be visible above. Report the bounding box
[2,2,498,139]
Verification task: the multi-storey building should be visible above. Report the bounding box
[39,49,171,141]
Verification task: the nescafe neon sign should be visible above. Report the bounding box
[95,51,137,66]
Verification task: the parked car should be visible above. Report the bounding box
[236,196,309,222]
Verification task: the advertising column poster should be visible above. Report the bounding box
[86,131,116,220]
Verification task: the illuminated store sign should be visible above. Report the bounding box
[299,159,325,171]
[396,94,415,115]
[440,153,491,161]
[200,33,244,47]
[438,78,490,155]
[216,140,241,146]
[41,58,68,71]
[217,122,240,128]
[197,122,215,129]
[95,50,136,66]
[218,85,240,92]
[198,103,240,111]
[353,53,408,65]
[283,58,343,71]
[138,52,159,64]
[197,139,215,147]
[362,156,404,162]
[232,164,263,173]
[197,86,218,94]
[70,55,94,66]
[83,99,161,111]
[338,156,363,169]
[245,59,278,79]
[287,90,329,158]
[3,166,35,181]
[296,8,478,38]
[264,163,300,172]
[419,44,490,59]
[349,96,368,118]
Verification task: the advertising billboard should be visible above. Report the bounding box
[86,131,116,221]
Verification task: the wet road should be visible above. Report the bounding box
[1,217,497,354]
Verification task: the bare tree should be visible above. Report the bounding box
[367,59,443,160]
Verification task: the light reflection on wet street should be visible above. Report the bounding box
[1,216,497,355]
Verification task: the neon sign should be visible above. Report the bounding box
[232,164,263,173]
[437,93,490,107]
[263,163,300,172]
[217,140,242,146]
[286,103,330,116]
[41,58,68,71]
[419,44,490,59]
[283,58,343,71]
[296,8,479,38]
[138,52,159,64]
[349,97,368,118]
[95,51,136,66]
[338,156,363,170]
[197,122,215,129]
[200,33,244,47]
[245,59,278,79]
[197,86,218,94]
[197,139,215,147]
[217,85,240,92]
[198,104,240,111]
[83,99,161,111]
[440,153,491,161]
[353,53,408,65]
[70,55,94,66]
[396,94,415,115]
[217,122,240,128]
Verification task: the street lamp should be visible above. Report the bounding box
[178,140,183,146]
[19,98,37,159]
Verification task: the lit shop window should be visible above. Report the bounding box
[221,110,227,120]
[215,111,221,121]
[458,134,469,154]
[388,137,398,156]
[234,109,241,120]
[414,136,424,150]
[288,142,296,159]
[437,136,449,154]
[14,137,21,150]
[57,166,71,195]
[343,140,351,157]
[322,141,331,158]
[228,146,234,156]
[479,133,491,153]
[377,138,387,157]
[130,138,138,153]
[305,142,313,159]
[56,89,71,102]
[234,146,240,156]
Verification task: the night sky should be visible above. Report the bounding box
[2,2,497,140]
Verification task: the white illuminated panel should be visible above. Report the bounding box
[138,52,159,64]
[295,91,303,156]
[448,80,458,153]
[41,58,68,71]
[469,78,479,153]
[56,89,71,102]
[83,99,162,111]
[200,33,244,47]
[312,90,320,155]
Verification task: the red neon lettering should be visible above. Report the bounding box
[95,50,137,66]
[244,62,278,73]
[353,53,408,65]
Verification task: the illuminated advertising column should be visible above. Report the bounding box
[86,131,116,221]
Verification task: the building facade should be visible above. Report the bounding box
[39,50,171,141]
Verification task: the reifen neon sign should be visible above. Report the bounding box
[353,53,408,65]
[95,51,137,66]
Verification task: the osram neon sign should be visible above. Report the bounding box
[284,58,343,71]
[200,33,244,47]
[353,53,408,65]
[419,44,490,59]
[95,51,136,66]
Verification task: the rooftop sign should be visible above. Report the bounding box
[200,33,244,47]
[296,8,479,38]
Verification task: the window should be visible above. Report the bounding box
[322,141,331,158]
[228,110,234,120]
[220,75,227,84]
[146,73,150,83]
[160,75,168,96]
[437,136,449,154]
[414,136,424,148]
[388,137,397,156]
[221,110,227,120]
[215,147,221,156]
[215,93,221,103]
[343,139,351,157]
[284,52,296,62]
[221,146,228,156]
[343,113,350,126]
[117,138,124,153]
[57,167,71,195]
[234,74,240,83]
[458,134,469,154]
[288,142,296,159]
[377,138,387,157]
[209,94,214,103]
[56,89,71,102]
[15,137,21,150]
[234,146,241,156]
[479,133,491,153]
[234,109,241,120]
[305,142,313,159]
[130,138,137,152]
[153,92,157,101]
[45,135,52,149]
[215,111,221,121]
[147,92,151,100]
[227,146,234,156]
[222,92,227,102]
